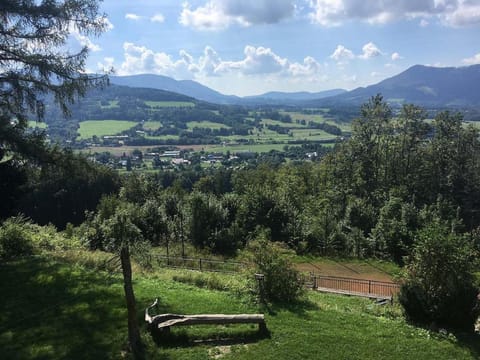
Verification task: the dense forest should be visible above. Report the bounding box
[4,95,479,265]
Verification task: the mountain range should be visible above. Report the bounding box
[110,64,480,108]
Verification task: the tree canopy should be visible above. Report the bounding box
[0,0,108,161]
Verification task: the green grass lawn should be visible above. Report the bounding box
[209,143,294,153]
[145,134,180,141]
[28,121,48,129]
[290,129,337,141]
[143,121,163,131]
[283,112,352,132]
[99,100,119,109]
[77,120,137,140]
[260,119,309,128]
[0,254,478,359]
[187,121,231,130]
[145,101,195,108]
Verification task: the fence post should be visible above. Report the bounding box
[199,258,202,271]
[368,280,371,294]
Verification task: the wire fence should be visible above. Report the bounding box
[153,255,400,298]
[154,255,247,274]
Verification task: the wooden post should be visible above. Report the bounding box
[199,258,202,271]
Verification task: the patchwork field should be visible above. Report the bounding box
[187,121,231,130]
[77,120,137,139]
[145,100,195,108]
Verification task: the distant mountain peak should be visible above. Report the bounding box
[313,64,480,107]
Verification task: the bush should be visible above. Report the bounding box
[399,223,480,331]
[249,236,304,303]
[0,216,34,260]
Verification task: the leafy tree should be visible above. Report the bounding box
[0,0,109,222]
[399,222,480,331]
[102,202,145,359]
[0,0,109,161]
[0,216,34,260]
[249,234,304,303]
[17,150,120,228]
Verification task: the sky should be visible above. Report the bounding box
[74,0,480,96]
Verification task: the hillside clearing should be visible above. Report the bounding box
[1,254,478,360]
[77,120,137,140]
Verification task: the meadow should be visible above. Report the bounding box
[145,101,195,108]
[187,121,231,130]
[28,121,48,129]
[1,252,478,360]
[77,120,137,140]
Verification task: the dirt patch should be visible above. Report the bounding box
[209,344,248,359]
[295,261,393,282]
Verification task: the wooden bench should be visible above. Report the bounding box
[145,298,267,333]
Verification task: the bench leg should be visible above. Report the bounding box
[258,322,268,334]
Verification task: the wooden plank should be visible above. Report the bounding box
[145,298,267,332]
[155,314,265,328]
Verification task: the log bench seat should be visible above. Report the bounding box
[145,299,267,333]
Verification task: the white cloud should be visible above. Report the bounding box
[444,2,480,27]
[359,42,382,59]
[217,45,289,74]
[71,31,101,52]
[180,0,295,30]
[197,46,222,76]
[118,42,196,79]
[111,42,324,82]
[97,57,115,73]
[330,45,355,62]
[420,18,429,27]
[125,13,142,21]
[151,13,165,23]
[391,52,403,61]
[462,53,480,65]
[308,0,480,27]
[288,56,323,76]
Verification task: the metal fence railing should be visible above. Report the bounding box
[306,273,400,298]
[154,255,400,298]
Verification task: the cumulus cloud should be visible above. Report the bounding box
[151,13,165,23]
[180,0,295,30]
[110,43,324,82]
[462,53,480,65]
[330,45,355,62]
[308,0,480,27]
[288,56,323,76]
[125,13,142,21]
[117,42,197,79]
[391,52,403,61]
[217,46,289,74]
[359,42,382,59]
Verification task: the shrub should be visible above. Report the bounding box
[0,216,34,260]
[399,223,480,331]
[249,235,304,303]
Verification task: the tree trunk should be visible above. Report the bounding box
[120,246,144,359]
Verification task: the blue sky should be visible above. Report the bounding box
[76,0,480,96]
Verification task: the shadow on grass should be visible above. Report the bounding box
[454,332,480,359]
[150,326,270,349]
[0,257,127,360]
[262,296,320,318]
